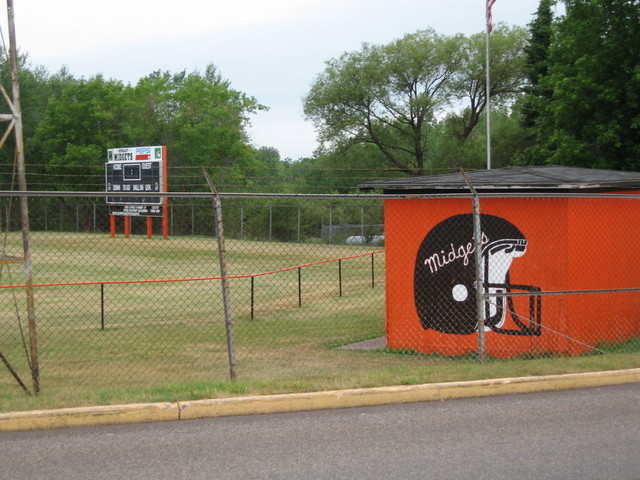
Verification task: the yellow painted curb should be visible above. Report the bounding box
[1,369,638,432]
[178,368,640,420]
[0,402,179,432]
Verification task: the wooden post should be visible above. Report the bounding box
[7,0,39,394]
[461,169,486,363]
[202,167,236,381]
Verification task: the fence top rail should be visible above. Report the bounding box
[0,190,389,200]
[2,190,640,200]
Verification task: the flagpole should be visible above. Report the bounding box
[485,0,494,170]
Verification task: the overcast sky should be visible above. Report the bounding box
[3,0,542,160]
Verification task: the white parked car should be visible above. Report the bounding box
[345,235,384,245]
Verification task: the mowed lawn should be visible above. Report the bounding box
[0,231,388,410]
[1,231,638,412]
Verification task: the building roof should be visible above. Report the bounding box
[358,166,640,194]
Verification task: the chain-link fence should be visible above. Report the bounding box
[0,193,387,401]
[0,192,639,407]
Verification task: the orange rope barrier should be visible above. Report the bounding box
[0,250,384,289]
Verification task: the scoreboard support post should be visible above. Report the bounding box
[162,145,168,239]
[108,211,168,238]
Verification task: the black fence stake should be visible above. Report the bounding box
[251,276,255,320]
[100,283,105,330]
[298,267,302,307]
[371,252,375,288]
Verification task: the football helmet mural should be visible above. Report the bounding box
[414,214,542,336]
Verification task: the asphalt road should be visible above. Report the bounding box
[1,383,638,480]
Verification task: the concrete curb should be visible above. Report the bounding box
[2,368,639,432]
[0,402,179,433]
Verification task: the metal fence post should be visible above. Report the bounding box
[329,205,333,243]
[462,169,486,363]
[269,204,273,242]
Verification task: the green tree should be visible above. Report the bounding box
[135,65,266,191]
[30,74,135,190]
[28,64,266,191]
[447,25,529,141]
[434,108,529,170]
[520,0,557,130]
[250,146,286,190]
[303,29,466,176]
[0,53,77,190]
[303,27,528,176]
[535,0,640,169]
[309,144,405,193]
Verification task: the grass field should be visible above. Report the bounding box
[1,231,639,413]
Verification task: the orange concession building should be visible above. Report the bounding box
[360,166,640,358]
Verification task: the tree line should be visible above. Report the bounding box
[1,0,637,196]
[304,0,639,179]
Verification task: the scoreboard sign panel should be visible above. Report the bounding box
[106,146,164,217]
[106,160,162,204]
[109,204,163,217]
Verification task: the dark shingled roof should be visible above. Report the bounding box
[358,166,640,194]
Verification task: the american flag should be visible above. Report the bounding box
[487,0,497,33]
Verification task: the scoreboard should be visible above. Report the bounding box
[106,146,165,217]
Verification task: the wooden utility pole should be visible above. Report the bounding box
[6,0,39,394]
